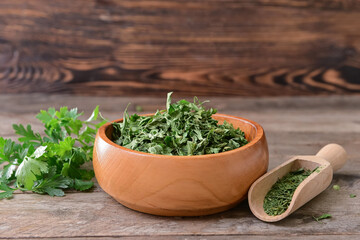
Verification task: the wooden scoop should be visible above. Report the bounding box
[248,143,347,222]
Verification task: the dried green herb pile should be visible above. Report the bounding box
[263,168,315,216]
[112,92,248,156]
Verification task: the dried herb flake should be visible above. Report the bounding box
[313,213,332,222]
[112,92,248,156]
[263,168,315,216]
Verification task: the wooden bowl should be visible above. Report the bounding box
[93,114,268,216]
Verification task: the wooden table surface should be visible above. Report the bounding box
[0,94,359,239]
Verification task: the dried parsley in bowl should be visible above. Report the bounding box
[112,92,248,156]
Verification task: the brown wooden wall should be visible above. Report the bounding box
[0,0,360,96]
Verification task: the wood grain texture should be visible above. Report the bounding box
[0,94,359,239]
[0,0,360,96]
[7,237,360,240]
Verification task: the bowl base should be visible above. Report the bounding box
[113,196,245,217]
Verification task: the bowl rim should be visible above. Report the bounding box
[97,113,265,159]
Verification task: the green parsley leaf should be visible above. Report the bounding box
[15,146,48,189]
[1,164,17,180]
[0,182,15,199]
[74,178,94,191]
[32,167,72,197]
[313,214,332,222]
[12,124,42,145]
[36,108,56,124]
[0,138,12,162]
[44,188,65,197]
[86,105,99,122]
[49,137,75,158]
[0,190,14,199]
[333,185,340,191]
[350,194,356,198]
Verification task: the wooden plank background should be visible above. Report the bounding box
[0,0,360,96]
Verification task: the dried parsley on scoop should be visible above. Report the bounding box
[263,168,315,216]
[112,92,248,156]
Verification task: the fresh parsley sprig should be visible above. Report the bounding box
[0,106,107,199]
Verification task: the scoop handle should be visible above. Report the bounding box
[316,143,347,172]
